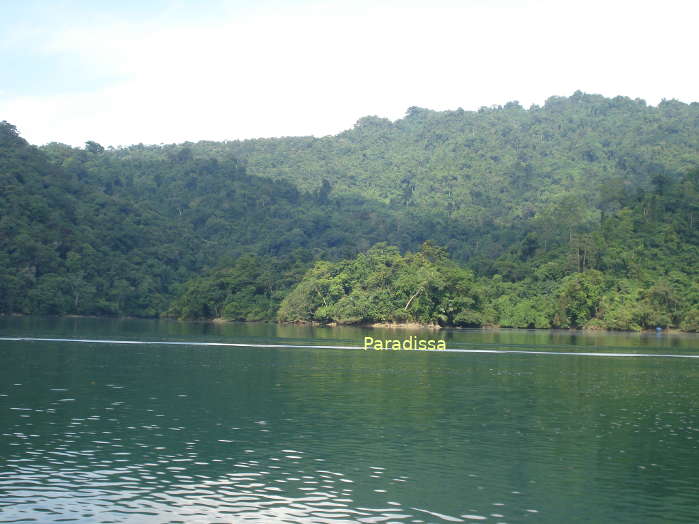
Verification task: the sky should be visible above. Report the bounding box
[1,0,697,147]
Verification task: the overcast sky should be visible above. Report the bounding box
[1,0,697,147]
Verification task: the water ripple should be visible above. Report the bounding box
[2,331,699,522]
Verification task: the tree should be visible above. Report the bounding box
[85,141,104,154]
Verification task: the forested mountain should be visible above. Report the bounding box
[0,122,193,316]
[105,91,699,263]
[0,121,406,316]
[1,91,698,330]
[276,169,699,331]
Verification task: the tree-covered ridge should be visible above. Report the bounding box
[0,122,195,316]
[39,140,405,260]
[275,168,699,331]
[0,121,412,317]
[197,93,699,218]
[166,253,312,321]
[97,92,699,262]
[1,91,698,330]
[172,168,699,331]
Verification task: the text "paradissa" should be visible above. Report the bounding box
[364,336,446,351]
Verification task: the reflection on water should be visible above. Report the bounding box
[1,317,699,523]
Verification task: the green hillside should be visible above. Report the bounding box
[1,91,698,329]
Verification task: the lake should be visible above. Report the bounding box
[1,317,699,523]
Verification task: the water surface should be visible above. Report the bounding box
[1,317,699,523]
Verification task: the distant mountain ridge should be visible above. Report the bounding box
[99,91,699,261]
[1,91,698,327]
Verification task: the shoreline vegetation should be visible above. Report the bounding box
[1,93,697,331]
[0,312,691,336]
[168,241,699,333]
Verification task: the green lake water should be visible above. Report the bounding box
[1,317,699,523]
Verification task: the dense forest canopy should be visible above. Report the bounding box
[1,92,698,330]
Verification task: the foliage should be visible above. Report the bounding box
[277,243,483,326]
[1,92,698,330]
[166,253,310,321]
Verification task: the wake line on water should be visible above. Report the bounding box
[1,337,699,359]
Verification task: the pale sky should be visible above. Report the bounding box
[1,0,697,147]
